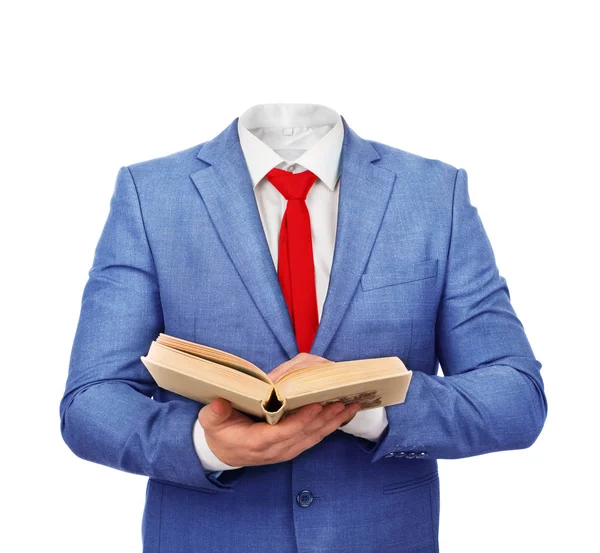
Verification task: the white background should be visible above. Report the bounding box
[2,1,598,551]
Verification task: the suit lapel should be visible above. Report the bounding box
[309,117,396,357]
[190,115,396,360]
[190,119,298,358]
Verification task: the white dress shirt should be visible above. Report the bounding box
[193,103,389,472]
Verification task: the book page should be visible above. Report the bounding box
[280,372,413,413]
[156,333,272,384]
[275,357,412,411]
[141,355,270,418]
[276,357,406,390]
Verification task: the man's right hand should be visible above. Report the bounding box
[198,397,360,468]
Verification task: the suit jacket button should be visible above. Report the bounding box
[417,451,427,457]
[384,452,395,458]
[296,490,314,508]
[395,451,406,458]
[405,452,416,459]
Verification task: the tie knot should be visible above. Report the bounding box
[265,167,318,200]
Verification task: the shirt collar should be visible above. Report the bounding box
[237,103,344,191]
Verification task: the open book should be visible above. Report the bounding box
[140,333,413,424]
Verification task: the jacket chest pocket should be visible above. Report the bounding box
[360,258,438,291]
[346,258,440,362]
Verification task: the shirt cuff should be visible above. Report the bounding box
[192,419,243,471]
[338,406,389,442]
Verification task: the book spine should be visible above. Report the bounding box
[261,388,287,425]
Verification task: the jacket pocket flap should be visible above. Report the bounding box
[361,258,438,291]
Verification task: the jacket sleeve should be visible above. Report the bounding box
[59,166,240,492]
[367,168,548,463]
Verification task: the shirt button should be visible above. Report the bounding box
[296,490,314,508]
[287,164,296,172]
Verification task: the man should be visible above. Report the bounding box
[60,103,547,552]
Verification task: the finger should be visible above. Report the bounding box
[245,403,339,462]
[276,401,358,448]
[232,402,328,455]
[290,404,359,456]
[198,397,233,430]
[281,403,361,459]
[257,403,325,447]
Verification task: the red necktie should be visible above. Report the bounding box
[265,167,319,353]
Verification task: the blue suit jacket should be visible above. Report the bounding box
[60,115,547,553]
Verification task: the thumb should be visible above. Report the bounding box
[200,397,233,428]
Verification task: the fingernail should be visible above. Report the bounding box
[211,401,224,415]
